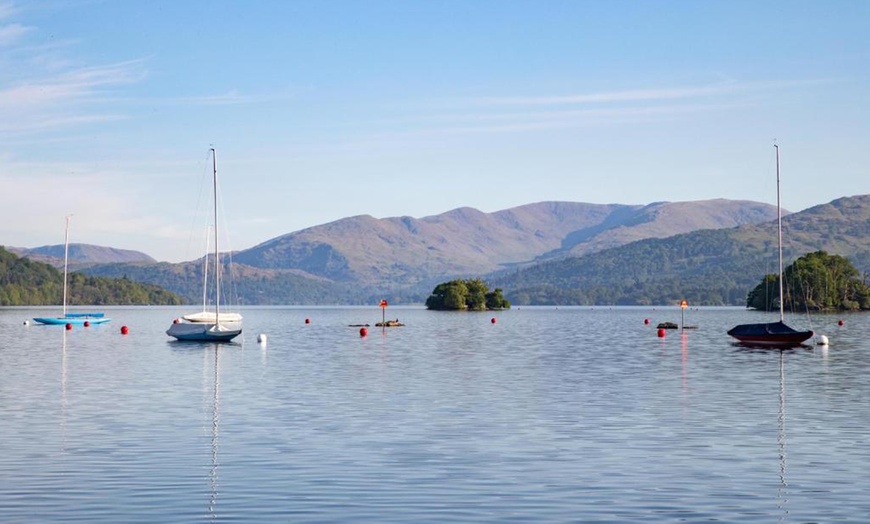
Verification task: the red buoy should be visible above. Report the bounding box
[305,318,310,324]
[838,319,844,326]
[644,318,650,325]
[491,317,497,324]
[657,328,666,338]
[65,323,72,331]
[359,327,368,337]
[121,325,129,335]
[84,321,90,327]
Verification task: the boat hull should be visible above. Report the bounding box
[727,321,813,347]
[34,316,112,326]
[166,321,242,342]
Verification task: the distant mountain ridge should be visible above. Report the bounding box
[232,199,781,287]
[493,194,870,306]
[71,198,786,304]
[8,244,155,268]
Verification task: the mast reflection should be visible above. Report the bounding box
[777,350,789,522]
[206,344,221,521]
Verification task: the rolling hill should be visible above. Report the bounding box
[492,195,870,306]
[0,246,181,306]
[78,198,782,304]
[231,199,780,286]
[8,244,156,269]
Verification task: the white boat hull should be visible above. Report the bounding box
[166,321,242,342]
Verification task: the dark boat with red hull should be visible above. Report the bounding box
[727,321,813,346]
[728,145,814,348]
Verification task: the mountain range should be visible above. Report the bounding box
[7,244,155,268]
[493,195,870,305]
[9,195,870,305]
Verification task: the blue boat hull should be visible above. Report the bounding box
[33,316,111,326]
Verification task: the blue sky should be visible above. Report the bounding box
[1,0,867,262]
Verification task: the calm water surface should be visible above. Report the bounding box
[1,306,869,522]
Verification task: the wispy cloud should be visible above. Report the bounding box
[158,87,303,107]
[0,1,148,138]
[0,59,146,109]
[476,79,831,107]
[379,79,830,138]
[0,1,18,21]
[0,21,28,45]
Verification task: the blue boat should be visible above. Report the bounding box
[728,145,812,347]
[32,216,111,326]
[33,314,111,326]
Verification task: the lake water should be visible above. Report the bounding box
[1,305,869,522]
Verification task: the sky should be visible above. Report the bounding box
[1,0,868,262]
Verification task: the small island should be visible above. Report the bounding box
[425,278,511,311]
[746,250,870,312]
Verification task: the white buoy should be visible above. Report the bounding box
[257,333,267,344]
[817,334,829,346]
[23,320,30,326]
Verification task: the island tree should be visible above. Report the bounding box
[426,278,510,311]
[746,250,870,312]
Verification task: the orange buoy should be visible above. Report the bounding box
[491,318,497,324]
[644,318,650,325]
[305,318,310,324]
[359,327,368,337]
[121,325,129,335]
[657,328,666,338]
[65,323,72,330]
[84,321,90,327]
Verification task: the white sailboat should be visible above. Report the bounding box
[33,215,111,326]
[167,149,242,342]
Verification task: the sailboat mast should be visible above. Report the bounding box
[202,225,210,313]
[212,148,220,323]
[776,144,785,322]
[62,215,71,317]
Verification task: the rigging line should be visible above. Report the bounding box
[794,260,819,344]
[212,155,242,310]
[184,148,217,263]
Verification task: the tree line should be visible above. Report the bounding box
[0,247,182,306]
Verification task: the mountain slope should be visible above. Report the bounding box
[76,198,785,304]
[493,194,870,306]
[233,199,780,287]
[0,246,181,306]
[10,244,156,268]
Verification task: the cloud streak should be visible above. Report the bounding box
[0,60,146,109]
[476,79,832,107]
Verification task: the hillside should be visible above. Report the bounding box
[493,194,870,306]
[232,199,780,286]
[79,198,782,305]
[9,244,156,268]
[86,259,364,305]
[553,199,785,258]
[0,246,181,306]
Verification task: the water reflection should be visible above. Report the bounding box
[681,331,689,395]
[204,345,221,522]
[778,350,790,522]
[61,330,68,453]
